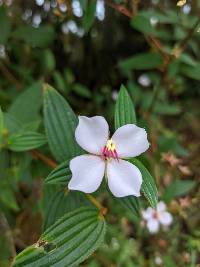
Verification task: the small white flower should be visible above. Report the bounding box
[68,116,149,197]
[138,74,151,87]
[142,201,173,233]
[155,256,162,265]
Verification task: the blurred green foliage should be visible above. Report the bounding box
[0,0,200,266]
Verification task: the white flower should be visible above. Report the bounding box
[68,116,149,197]
[142,201,173,233]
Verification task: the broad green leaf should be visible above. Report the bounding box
[9,81,42,124]
[119,52,163,72]
[43,189,91,230]
[13,25,55,48]
[130,159,158,208]
[45,160,70,184]
[43,84,82,162]
[131,14,155,35]
[13,207,106,267]
[115,85,136,129]
[0,7,11,44]
[7,131,47,152]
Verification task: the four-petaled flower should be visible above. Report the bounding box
[142,201,173,233]
[68,116,149,197]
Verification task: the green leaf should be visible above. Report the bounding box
[73,84,92,99]
[130,159,158,208]
[82,0,96,32]
[0,7,11,44]
[9,81,42,124]
[45,160,70,184]
[154,103,182,115]
[43,84,82,162]
[119,52,163,72]
[131,14,155,35]
[114,87,142,214]
[163,179,196,202]
[3,113,22,134]
[0,107,3,142]
[7,131,47,152]
[43,189,91,230]
[117,196,140,216]
[115,85,136,129]
[13,25,55,48]
[0,184,19,211]
[13,207,106,267]
[180,63,200,80]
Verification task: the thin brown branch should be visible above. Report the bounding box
[172,17,200,58]
[0,61,22,90]
[105,0,133,18]
[31,150,58,169]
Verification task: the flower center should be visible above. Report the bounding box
[153,210,159,219]
[101,139,119,161]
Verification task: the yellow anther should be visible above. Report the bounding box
[106,139,116,151]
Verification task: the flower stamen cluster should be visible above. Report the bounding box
[102,139,119,161]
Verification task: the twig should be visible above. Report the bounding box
[31,150,57,169]
[0,61,22,90]
[172,17,200,58]
[86,194,107,216]
[105,0,133,18]
[31,150,107,215]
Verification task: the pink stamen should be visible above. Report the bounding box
[113,149,119,161]
[101,141,119,162]
[101,146,107,160]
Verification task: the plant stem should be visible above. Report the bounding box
[86,194,107,216]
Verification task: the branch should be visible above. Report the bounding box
[105,0,133,18]
[0,61,22,90]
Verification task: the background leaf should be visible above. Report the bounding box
[13,25,55,48]
[9,81,42,124]
[119,52,163,72]
[0,7,11,44]
[7,131,47,152]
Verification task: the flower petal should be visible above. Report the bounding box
[147,218,160,233]
[112,124,149,158]
[157,201,166,212]
[68,155,105,193]
[142,207,154,220]
[75,116,109,155]
[107,159,142,197]
[159,211,173,226]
